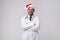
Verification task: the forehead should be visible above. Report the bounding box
[28,7,34,10]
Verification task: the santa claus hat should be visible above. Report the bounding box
[25,4,34,9]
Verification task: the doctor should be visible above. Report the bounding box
[21,4,40,40]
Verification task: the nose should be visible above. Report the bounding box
[30,9,33,12]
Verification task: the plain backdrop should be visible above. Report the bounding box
[0,0,60,40]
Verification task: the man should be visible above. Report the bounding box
[21,4,40,40]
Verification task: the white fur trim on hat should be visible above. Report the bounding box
[25,4,34,9]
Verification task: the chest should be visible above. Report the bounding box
[25,16,36,24]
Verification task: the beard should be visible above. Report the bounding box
[28,12,33,16]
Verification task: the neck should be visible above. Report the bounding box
[30,14,33,16]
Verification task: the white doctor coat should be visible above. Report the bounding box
[21,14,40,40]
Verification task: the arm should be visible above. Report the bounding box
[28,17,40,31]
[21,17,34,30]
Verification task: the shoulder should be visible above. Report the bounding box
[34,15,39,19]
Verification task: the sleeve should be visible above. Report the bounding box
[21,17,34,30]
[28,17,40,31]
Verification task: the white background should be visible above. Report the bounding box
[0,0,60,40]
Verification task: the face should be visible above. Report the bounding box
[27,7,35,16]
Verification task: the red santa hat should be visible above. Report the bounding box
[25,4,34,9]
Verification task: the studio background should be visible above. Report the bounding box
[0,0,60,40]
